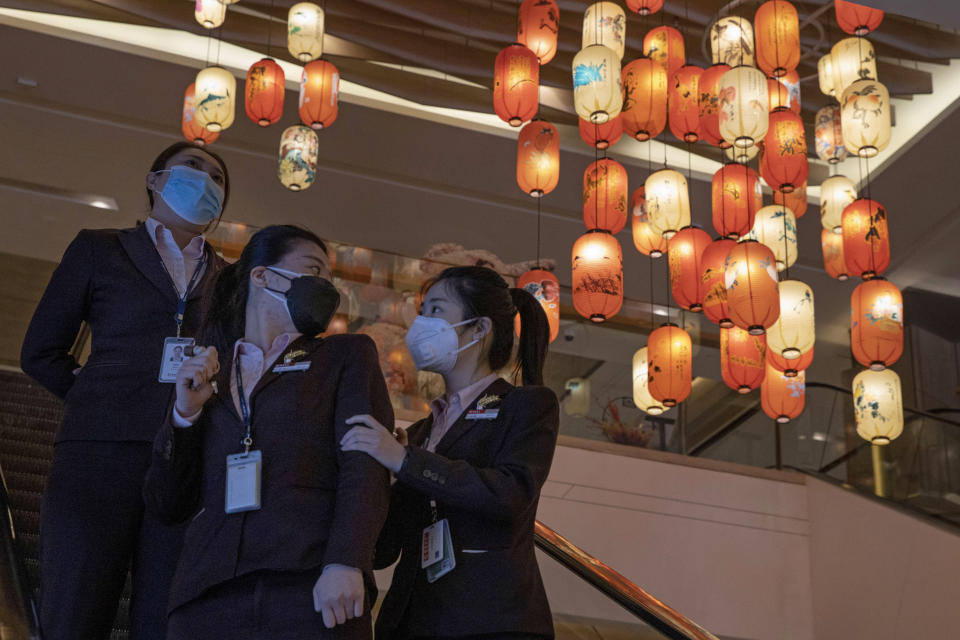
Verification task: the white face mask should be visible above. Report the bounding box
[405,315,481,375]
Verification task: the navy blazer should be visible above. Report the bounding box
[143,333,392,613]
[374,378,559,639]
[20,224,224,443]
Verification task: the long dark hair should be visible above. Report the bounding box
[204,225,327,352]
[146,141,231,215]
[427,266,549,386]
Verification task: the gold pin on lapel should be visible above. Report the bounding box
[476,394,501,410]
[283,349,307,365]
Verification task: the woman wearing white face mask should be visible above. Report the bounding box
[340,265,559,639]
[20,142,230,640]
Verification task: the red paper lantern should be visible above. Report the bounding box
[721,326,766,393]
[517,268,561,343]
[493,43,539,127]
[517,0,559,64]
[701,238,737,327]
[668,65,703,143]
[245,58,285,127]
[725,240,780,335]
[761,109,808,193]
[767,70,801,115]
[583,159,628,234]
[631,187,668,258]
[643,26,686,79]
[621,57,668,141]
[699,63,732,147]
[842,198,890,279]
[517,119,560,197]
[835,0,883,36]
[767,343,813,377]
[579,115,623,150]
[647,324,692,406]
[821,229,849,280]
[668,226,712,311]
[572,231,623,322]
[299,59,339,130]
[182,82,219,146]
[626,0,663,15]
[774,182,807,218]
[762,363,805,423]
[712,163,761,239]
[851,278,903,370]
[755,0,800,78]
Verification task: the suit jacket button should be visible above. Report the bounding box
[423,469,431,478]
[439,477,446,485]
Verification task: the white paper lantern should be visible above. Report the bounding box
[572,44,622,124]
[819,175,857,233]
[841,79,891,158]
[644,169,690,239]
[195,0,226,29]
[718,65,769,148]
[194,66,236,132]
[853,368,904,444]
[288,2,325,62]
[831,37,878,96]
[582,2,626,60]
[710,16,755,67]
[818,54,836,97]
[633,348,666,415]
[747,205,797,271]
[277,125,319,192]
[766,280,815,359]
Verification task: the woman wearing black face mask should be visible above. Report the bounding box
[20,141,229,640]
[143,225,392,640]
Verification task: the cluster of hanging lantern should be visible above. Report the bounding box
[181,2,335,192]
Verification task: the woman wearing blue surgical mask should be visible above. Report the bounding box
[20,141,230,640]
[340,266,559,640]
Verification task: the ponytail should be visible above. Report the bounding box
[510,287,549,386]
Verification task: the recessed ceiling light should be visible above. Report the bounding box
[654,308,668,317]
[16,76,37,87]
[812,432,827,442]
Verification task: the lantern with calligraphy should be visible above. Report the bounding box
[573,44,622,124]
[582,2,626,60]
[621,57,668,141]
[195,0,226,29]
[668,226,711,312]
[748,205,797,272]
[853,369,903,444]
[277,125,319,192]
[643,26,685,78]
[712,163,761,239]
[774,182,806,218]
[767,71,801,115]
[645,169,690,239]
[669,65,703,143]
[761,109,808,193]
[633,348,667,415]
[181,82,219,146]
[299,60,339,130]
[831,37,878,96]
[579,116,622,149]
[766,280,815,360]
[767,343,813,377]
[818,54,836,97]
[699,63,732,147]
[572,231,623,322]
[647,324,692,407]
[195,66,236,133]
[762,364,805,423]
[851,278,903,370]
[835,0,884,36]
[517,269,560,343]
[287,2,325,62]
[494,43,539,127]
[842,198,890,279]
[755,0,800,78]
[710,16,755,67]
[820,174,857,233]
[718,66,769,148]
[583,159,628,234]
[517,119,560,197]
[815,104,848,164]
[518,0,559,65]
[725,240,780,335]
[245,58,285,127]
[631,187,668,258]
[821,229,849,280]
[701,238,737,327]
[841,79,891,158]
[626,0,663,15]
[722,326,766,393]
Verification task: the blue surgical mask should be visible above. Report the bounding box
[152,165,224,225]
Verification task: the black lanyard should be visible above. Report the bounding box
[234,356,254,455]
[157,249,208,337]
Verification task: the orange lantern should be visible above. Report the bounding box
[842,198,890,279]
[668,65,703,143]
[699,63,732,147]
[626,0,663,14]
[245,58,285,127]
[517,119,560,197]
[767,70,801,115]
[821,229,849,281]
[631,187,668,258]
[299,59,339,130]
[724,240,780,335]
[767,343,813,377]
[647,324,692,407]
[579,115,623,149]
[835,0,883,36]
[621,57,668,141]
[851,278,903,370]
[774,182,807,218]
[721,326,766,393]
[762,363,805,422]
[493,43,539,127]
[583,158,628,234]
[517,268,561,343]
[181,82,219,146]
[712,163,761,239]
[701,238,737,327]
[517,0,559,65]
[761,109,808,193]
[572,231,623,322]
[668,226,712,312]
[755,0,800,78]
[643,26,686,79]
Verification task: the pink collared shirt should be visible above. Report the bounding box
[425,373,499,452]
[144,217,206,297]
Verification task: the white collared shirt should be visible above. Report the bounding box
[144,217,206,297]
[425,373,498,452]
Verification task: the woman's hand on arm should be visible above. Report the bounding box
[340,414,407,473]
[312,564,364,628]
[173,346,219,421]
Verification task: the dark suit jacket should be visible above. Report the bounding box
[143,333,393,613]
[20,224,224,443]
[374,378,559,639]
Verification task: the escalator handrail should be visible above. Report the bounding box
[533,520,719,640]
[0,465,42,639]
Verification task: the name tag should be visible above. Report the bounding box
[272,362,311,373]
[158,337,195,383]
[466,409,499,420]
[225,450,261,514]
[421,518,456,582]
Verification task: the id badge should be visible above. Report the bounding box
[159,337,195,383]
[225,450,261,514]
[424,519,456,583]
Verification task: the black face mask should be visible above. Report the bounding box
[265,268,341,336]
